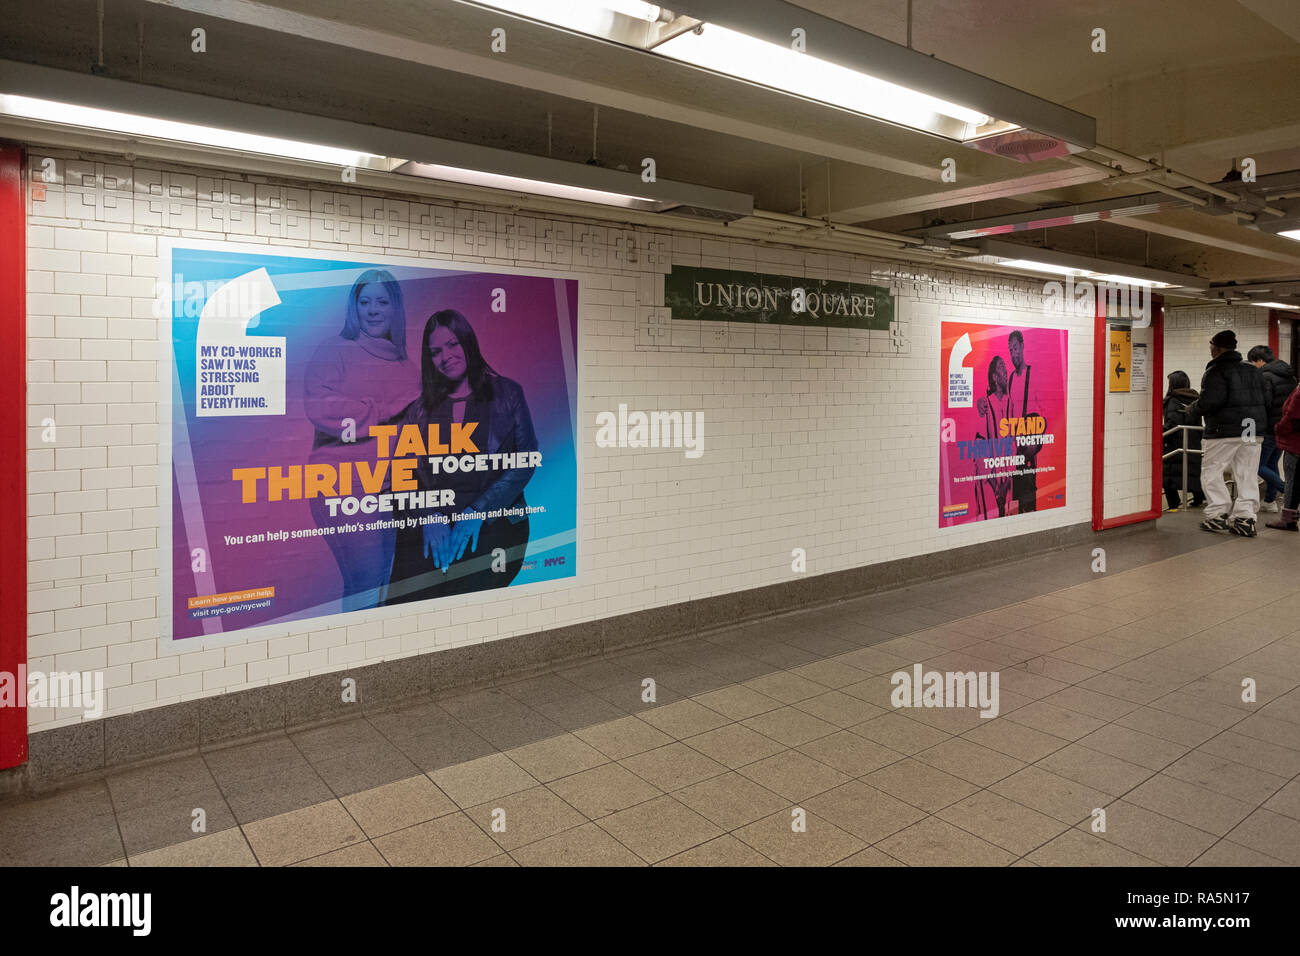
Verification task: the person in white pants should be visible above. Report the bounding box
[1200,436,1262,522]
[1184,329,1270,536]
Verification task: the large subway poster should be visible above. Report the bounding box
[160,242,579,641]
[939,321,1068,527]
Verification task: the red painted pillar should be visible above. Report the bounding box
[1268,311,1280,358]
[0,145,26,770]
[1090,295,1106,530]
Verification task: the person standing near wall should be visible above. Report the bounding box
[1266,382,1300,532]
[1005,330,1044,514]
[303,269,419,610]
[1186,330,1269,537]
[1247,345,1297,513]
[1162,370,1205,512]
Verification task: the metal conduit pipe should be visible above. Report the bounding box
[1067,154,1211,207]
[741,215,983,257]
[722,221,919,256]
[741,219,909,250]
[1088,144,1241,202]
[747,208,926,245]
[1088,143,1286,216]
[767,224,910,251]
[719,218,994,271]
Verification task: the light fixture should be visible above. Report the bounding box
[1089,274,1173,289]
[653,22,992,136]
[466,0,664,36]
[1249,301,1300,311]
[0,94,382,168]
[1279,229,1300,241]
[0,61,754,220]
[973,239,1206,290]
[461,0,1095,147]
[395,160,678,211]
[992,259,1091,279]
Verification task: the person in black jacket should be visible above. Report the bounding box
[1162,371,1205,511]
[1247,345,1297,512]
[1185,330,1269,536]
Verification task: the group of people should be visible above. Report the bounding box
[302,269,538,610]
[1161,329,1300,537]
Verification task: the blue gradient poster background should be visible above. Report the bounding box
[163,244,578,641]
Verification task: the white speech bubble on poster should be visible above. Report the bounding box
[947,331,974,408]
[195,268,287,417]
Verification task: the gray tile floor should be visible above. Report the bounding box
[3,512,1299,866]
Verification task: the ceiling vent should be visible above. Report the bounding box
[965,128,1088,163]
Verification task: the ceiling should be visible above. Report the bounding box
[3,0,1300,305]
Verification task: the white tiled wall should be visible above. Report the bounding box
[1165,304,1271,390]
[24,146,1102,730]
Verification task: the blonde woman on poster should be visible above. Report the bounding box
[303,269,419,610]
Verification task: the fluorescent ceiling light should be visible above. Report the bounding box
[0,94,381,167]
[1249,301,1300,310]
[654,23,991,134]
[0,69,751,219]
[395,160,676,211]
[469,0,661,35]
[1089,274,1174,289]
[974,239,1203,290]
[987,259,1176,288]
[1279,229,1300,241]
[464,0,1052,142]
[994,258,1091,278]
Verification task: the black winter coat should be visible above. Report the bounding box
[1259,359,1297,431]
[1162,388,1203,483]
[1191,350,1269,440]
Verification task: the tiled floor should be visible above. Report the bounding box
[4,513,1300,867]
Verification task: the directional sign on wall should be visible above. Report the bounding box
[1109,327,1132,393]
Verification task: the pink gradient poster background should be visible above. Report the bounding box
[939,321,1068,527]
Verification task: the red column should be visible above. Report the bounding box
[0,145,26,770]
[1090,295,1106,530]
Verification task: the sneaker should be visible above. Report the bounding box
[1230,517,1258,538]
[1200,516,1229,533]
[1164,506,1180,513]
[1260,499,1280,513]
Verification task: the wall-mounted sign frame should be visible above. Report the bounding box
[665,265,894,330]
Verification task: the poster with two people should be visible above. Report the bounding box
[940,321,1068,527]
[161,242,578,641]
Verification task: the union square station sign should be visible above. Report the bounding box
[665,264,895,331]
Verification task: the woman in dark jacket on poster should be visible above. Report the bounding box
[1162,370,1205,511]
[385,309,538,606]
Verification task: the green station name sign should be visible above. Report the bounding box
[665,265,894,331]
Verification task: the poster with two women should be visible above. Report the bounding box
[939,320,1068,528]
[160,241,578,641]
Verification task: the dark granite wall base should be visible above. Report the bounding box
[1,518,1135,795]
